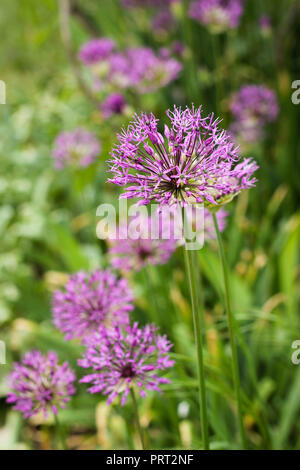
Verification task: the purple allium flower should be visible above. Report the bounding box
[172,41,185,57]
[6,351,76,418]
[189,0,245,32]
[108,105,258,209]
[229,85,278,143]
[52,128,100,169]
[152,8,175,32]
[108,213,177,272]
[78,38,115,65]
[100,93,126,118]
[52,270,133,341]
[121,0,174,7]
[109,47,182,93]
[259,15,271,32]
[78,322,174,405]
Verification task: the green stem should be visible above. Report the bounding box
[54,413,67,450]
[192,251,206,345]
[183,242,210,449]
[212,213,247,449]
[211,34,224,119]
[130,388,145,450]
[143,266,161,326]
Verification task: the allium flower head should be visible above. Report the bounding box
[109,47,182,93]
[52,270,133,340]
[6,351,76,418]
[108,105,258,210]
[152,8,175,32]
[78,38,115,65]
[229,85,278,143]
[230,85,278,124]
[189,0,245,33]
[78,322,174,405]
[108,213,177,272]
[101,93,126,118]
[259,15,271,32]
[52,128,100,169]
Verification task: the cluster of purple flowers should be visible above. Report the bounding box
[79,322,174,405]
[229,85,279,143]
[7,269,174,413]
[52,128,100,169]
[52,269,133,341]
[78,38,182,118]
[108,105,258,209]
[6,351,76,418]
[189,0,245,33]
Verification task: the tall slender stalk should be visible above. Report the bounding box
[182,211,209,449]
[130,388,145,450]
[212,213,247,449]
[192,251,206,344]
[54,413,67,450]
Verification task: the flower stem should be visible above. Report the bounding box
[54,413,67,450]
[212,213,247,449]
[183,244,210,450]
[130,388,145,450]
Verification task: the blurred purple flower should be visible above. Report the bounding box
[108,213,177,272]
[229,85,278,143]
[100,93,126,118]
[172,41,185,57]
[259,15,271,31]
[6,351,76,418]
[79,40,181,94]
[109,47,182,93]
[121,0,174,7]
[52,128,100,169]
[78,38,115,65]
[230,85,278,123]
[52,270,133,341]
[189,0,245,32]
[108,105,258,209]
[152,8,175,32]
[78,322,174,405]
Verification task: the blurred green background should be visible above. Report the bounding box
[0,0,299,450]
